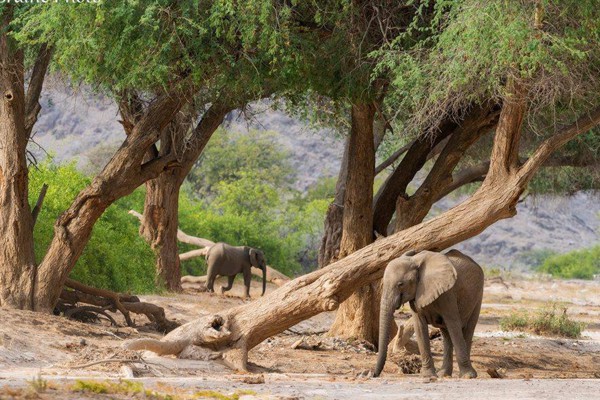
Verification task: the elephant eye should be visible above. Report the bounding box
[397,282,403,287]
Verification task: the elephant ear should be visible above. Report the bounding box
[413,251,457,310]
[249,248,258,266]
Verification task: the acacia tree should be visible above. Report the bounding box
[0,0,297,310]
[0,4,52,309]
[304,0,427,344]
[126,0,600,368]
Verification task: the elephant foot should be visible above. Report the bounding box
[438,368,452,378]
[459,368,477,379]
[420,367,437,378]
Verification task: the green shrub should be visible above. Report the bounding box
[500,305,586,338]
[537,246,600,280]
[180,130,331,277]
[499,310,530,331]
[29,162,156,293]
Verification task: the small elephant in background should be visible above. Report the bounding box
[205,242,267,298]
[374,249,484,379]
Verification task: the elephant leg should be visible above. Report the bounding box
[414,313,436,377]
[445,313,476,379]
[206,266,216,293]
[463,299,482,359]
[220,275,235,294]
[242,269,251,298]
[438,328,453,377]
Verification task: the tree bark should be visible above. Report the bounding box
[32,91,188,312]
[394,105,499,231]
[139,104,232,291]
[327,103,378,344]
[0,7,49,310]
[372,119,457,236]
[317,135,350,268]
[125,87,600,372]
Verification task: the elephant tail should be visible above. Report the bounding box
[123,338,187,356]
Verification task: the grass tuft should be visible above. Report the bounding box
[500,304,586,338]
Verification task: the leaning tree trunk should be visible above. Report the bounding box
[125,86,600,372]
[32,92,187,312]
[327,103,379,344]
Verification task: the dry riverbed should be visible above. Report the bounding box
[1,276,599,399]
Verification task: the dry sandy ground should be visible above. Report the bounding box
[1,276,600,399]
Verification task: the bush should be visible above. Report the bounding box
[500,305,586,338]
[29,162,156,293]
[178,177,329,277]
[180,130,331,277]
[537,246,600,279]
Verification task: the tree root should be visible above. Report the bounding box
[58,279,180,333]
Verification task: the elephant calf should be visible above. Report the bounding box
[374,249,484,379]
[205,242,267,298]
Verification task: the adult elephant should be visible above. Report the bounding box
[374,249,484,378]
[205,242,267,298]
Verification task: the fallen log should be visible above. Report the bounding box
[60,278,180,333]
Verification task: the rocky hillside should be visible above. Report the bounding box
[30,83,599,270]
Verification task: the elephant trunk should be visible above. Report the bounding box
[374,296,395,377]
[261,265,267,296]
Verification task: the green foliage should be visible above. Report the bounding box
[181,129,330,276]
[382,0,600,131]
[499,310,530,332]
[16,0,304,97]
[187,130,295,199]
[29,162,156,293]
[538,246,600,280]
[500,305,586,338]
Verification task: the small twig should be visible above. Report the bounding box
[101,330,126,341]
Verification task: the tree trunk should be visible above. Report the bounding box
[394,105,499,232]
[0,13,36,309]
[142,171,184,291]
[32,92,187,312]
[0,8,52,310]
[372,119,457,236]
[139,105,231,291]
[327,103,378,344]
[317,136,350,268]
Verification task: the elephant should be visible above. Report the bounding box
[374,249,484,379]
[205,242,267,298]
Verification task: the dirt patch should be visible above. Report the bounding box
[1,277,600,398]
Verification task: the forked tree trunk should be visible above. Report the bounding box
[139,104,231,291]
[324,103,378,344]
[394,105,499,232]
[125,88,600,371]
[32,93,187,312]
